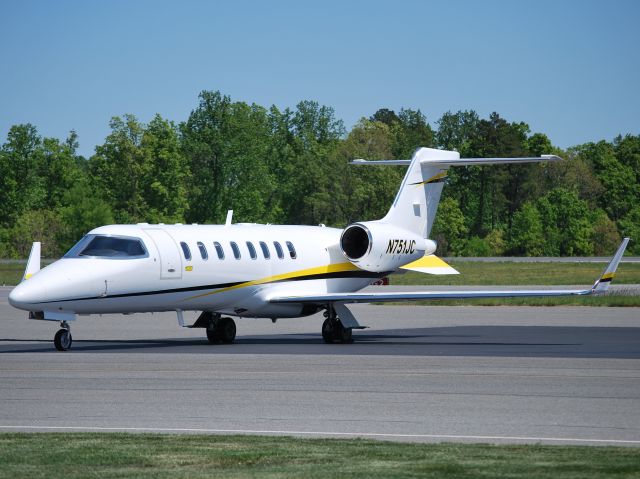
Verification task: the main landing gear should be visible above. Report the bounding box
[321,306,353,344]
[54,321,72,351]
[205,314,236,344]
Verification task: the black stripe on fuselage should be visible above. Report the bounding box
[33,271,391,305]
[35,281,244,304]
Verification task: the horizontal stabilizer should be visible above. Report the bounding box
[399,254,459,275]
[350,155,562,167]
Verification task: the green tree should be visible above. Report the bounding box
[90,115,148,222]
[6,209,65,258]
[591,209,620,255]
[536,188,594,255]
[181,91,278,224]
[508,202,545,256]
[435,110,480,155]
[391,108,435,159]
[272,99,345,225]
[334,119,403,224]
[40,135,84,208]
[140,115,190,223]
[618,207,640,255]
[58,181,114,252]
[431,197,468,255]
[575,140,637,221]
[0,124,46,226]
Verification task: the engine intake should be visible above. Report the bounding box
[341,224,371,260]
[340,222,435,272]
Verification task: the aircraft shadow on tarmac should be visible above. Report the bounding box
[1,325,639,358]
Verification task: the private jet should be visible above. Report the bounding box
[9,147,629,350]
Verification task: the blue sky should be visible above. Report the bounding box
[1,0,638,157]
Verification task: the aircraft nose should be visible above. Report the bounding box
[8,281,46,310]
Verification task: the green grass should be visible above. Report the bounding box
[0,433,638,479]
[392,261,640,286]
[0,261,53,286]
[384,294,640,307]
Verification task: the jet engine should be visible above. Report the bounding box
[339,221,436,272]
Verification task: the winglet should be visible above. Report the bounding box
[23,241,41,281]
[592,237,630,294]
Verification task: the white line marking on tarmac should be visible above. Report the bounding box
[0,425,638,445]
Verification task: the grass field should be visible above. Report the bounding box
[0,433,638,479]
[392,261,640,286]
[389,261,640,306]
[384,295,640,307]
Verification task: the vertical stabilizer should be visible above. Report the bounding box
[382,148,456,238]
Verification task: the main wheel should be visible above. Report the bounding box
[322,318,334,343]
[54,329,72,351]
[219,317,236,344]
[338,326,353,343]
[206,328,220,344]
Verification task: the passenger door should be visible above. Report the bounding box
[142,228,182,279]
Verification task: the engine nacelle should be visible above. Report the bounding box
[340,222,436,272]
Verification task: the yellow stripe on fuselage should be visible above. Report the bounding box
[413,171,447,187]
[601,272,615,281]
[185,262,361,301]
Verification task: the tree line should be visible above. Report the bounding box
[1,90,638,258]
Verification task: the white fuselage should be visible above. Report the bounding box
[9,223,382,319]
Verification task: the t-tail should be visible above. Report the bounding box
[341,148,561,275]
[352,147,562,239]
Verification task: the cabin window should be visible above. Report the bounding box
[230,241,241,260]
[213,241,225,259]
[197,241,208,260]
[180,242,192,261]
[246,241,257,260]
[64,234,148,259]
[259,241,270,259]
[273,241,284,259]
[286,241,297,259]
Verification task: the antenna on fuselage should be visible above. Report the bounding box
[225,210,233,226]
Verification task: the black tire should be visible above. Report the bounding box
[339,326,353,344]
[206,328,220,344]
[54,329,72,351]
[219,317,236,344]
[321,318,334,343]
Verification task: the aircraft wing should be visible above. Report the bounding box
[270,238,629,305]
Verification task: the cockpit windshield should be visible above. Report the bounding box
[63,235,148,259]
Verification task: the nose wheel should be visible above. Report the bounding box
[54,321,72,351]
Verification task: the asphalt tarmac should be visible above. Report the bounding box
[0,287,639,445]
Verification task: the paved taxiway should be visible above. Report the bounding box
[0,287,639,445]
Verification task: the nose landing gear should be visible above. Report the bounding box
[54,321,72,351]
